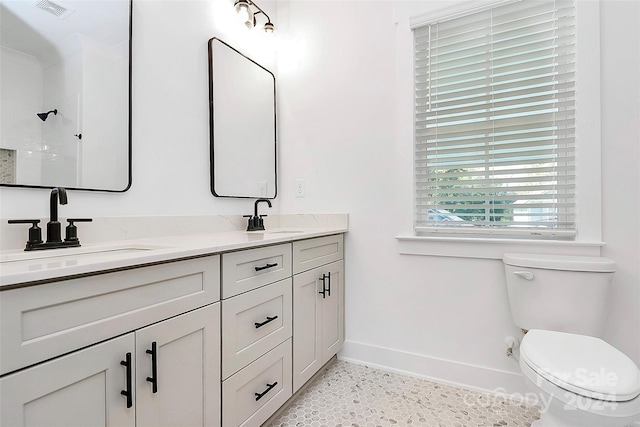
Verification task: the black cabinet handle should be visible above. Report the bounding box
[319,272,331,298]
[255,262,278,272]
[255,382,278,401]
[146,341,158,393]
[120,352,133,408]
[255,315,278,329]
[319,274,326,298]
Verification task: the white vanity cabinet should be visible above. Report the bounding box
[220,244,293,427]
[219,234,345,420]
[292,235,345,392]
[0,304,220,427]
[0,256,221,427]
[0,230,347,427]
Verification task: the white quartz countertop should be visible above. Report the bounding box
[0,226,346,289]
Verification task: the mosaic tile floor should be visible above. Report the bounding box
[265,360,540,427]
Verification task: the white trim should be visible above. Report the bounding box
[339,339,530,397]
[573,0,602,243]
[396,235,603,259]
[409,0,519,29]
[415,227,577,239]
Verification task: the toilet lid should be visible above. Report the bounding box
[520,330,640,402]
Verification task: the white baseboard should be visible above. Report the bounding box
[338,339,530,399]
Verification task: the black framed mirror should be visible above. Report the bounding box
[208,37,277,199]
[0,0,132,192]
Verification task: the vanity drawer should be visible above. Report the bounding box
[222,243,292,298]
[222,338,292,427]
[0,256,220,376]
[222,278,292,379]
[293,234,343,274]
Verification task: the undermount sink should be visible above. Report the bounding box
[247,229,305,235]
[0,243,170,264]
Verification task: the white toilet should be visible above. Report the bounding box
[503,253,640,427]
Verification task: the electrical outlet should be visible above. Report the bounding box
[294,179,305,198]
[258,181,267,197]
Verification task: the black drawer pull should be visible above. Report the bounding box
[255,262,278,272]
[120,352,133,408]
[146,341,158,393]
[255,315,278,329]
[255,382,278,401]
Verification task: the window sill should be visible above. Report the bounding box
[396,235,604,259]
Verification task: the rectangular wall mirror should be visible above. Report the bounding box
[0,0,132,192]
[208,37,277,199]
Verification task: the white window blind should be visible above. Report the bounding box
[414,0,576,239]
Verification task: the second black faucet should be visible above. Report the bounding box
[245,199,272,231]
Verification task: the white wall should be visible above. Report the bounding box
[277,0,640,394]
[0,0,279,220]
[599,0,640,370]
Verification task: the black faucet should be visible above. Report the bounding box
[8,187,92,251]
[47,187,67,243]
[244,199,272,231]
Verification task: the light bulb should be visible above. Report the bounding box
[263,21,274,34]
[234,0,253,27]
[246,15,256,29]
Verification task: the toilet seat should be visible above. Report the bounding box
[520,358,640,424]
[520,330,640,402]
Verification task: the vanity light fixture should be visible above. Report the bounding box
[234,0,274,33]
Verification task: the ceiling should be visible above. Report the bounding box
[1,0,129,63]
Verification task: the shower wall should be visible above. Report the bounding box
[79,38,129,190]
[40,39,82,187]
[0,35,126,188]
[0,47,43,184]
[0,42,79,187]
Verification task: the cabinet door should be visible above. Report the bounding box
[292,267,322,392]
[320,260,345,362]
[135,303,220,427]
[0,334,135,427]
[292,260,344,392]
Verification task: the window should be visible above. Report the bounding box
[413,0,576,239]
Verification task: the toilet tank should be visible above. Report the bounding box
[503,253,615,337]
